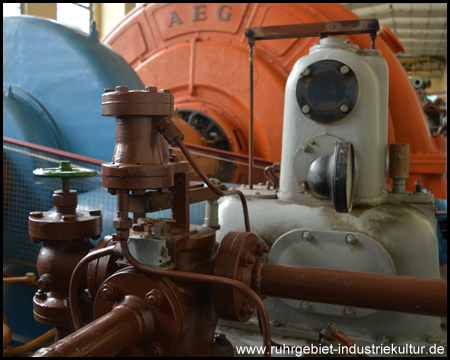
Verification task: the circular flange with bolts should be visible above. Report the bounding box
[213,232,269,322]
[94,267,187,357]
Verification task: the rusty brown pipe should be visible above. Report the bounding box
[174,137,251,232]
[258,263,447,317]
[69,246,116,330]
[118,237,272,356]
[32,295,153,357]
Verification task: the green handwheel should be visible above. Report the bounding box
[33,161,97,191]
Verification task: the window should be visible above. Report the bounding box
[3,3,21,17]
[57,3,92,34]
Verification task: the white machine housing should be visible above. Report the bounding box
[216,37,445,347]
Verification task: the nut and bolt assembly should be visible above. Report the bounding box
[343,307,355,317]
[302,105,311,114]
[300,301,311,311]
[345,234,357,245]
[340,104,349,113]
[145,289,164,309]
[302,231,312,241]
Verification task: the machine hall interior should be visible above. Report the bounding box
[3,3,447,358]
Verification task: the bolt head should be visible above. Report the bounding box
[340,104,349,113]
[62,214,76,222]
[345,234,357,245]
[101,284,119,300]
[302,231,312,241]
[89,209,101,216]
[113,218,132,230]
[340,66,349,74]
[302,68,311,76]
[244,29,253,37]
[116,86,129,92]
[301,181,309,189]
[302,105,311,114]
[254,191,260,195]
[343,307,355,317]
[104,88,115,93]
[300,301,311,311]
[161,89,172,94]
[145,86,157,92]
[35,290,47,300]
[214,333,227,343]
[30,212,43,219]
[145,289,164,308]
[38,275,56,292]
[300,144,310,153]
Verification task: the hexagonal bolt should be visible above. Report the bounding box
[302,105,311,114]
[345,234,357,245]
[300,301,311,311]
[302,231,312,241]
[107,188,117,195]
[147,342,164,357]
[131,189,145,195]
[214,333,227,343]
[340,66,349,75]
[414,180,422,193]
[160,89,172,94]
[246,304,255,315]
[241,184,247,188]
[113,218,133,230]
[145,289,164,309]
[300,144,311,153]
[145,86,157,92]
[238,302,248,318]
[104,88,115,93]
[343,307,355,317]
[302,68,311,76]
[240,252,255,267]
[115,86,129,92]
[35,290,47,300]
[89,209,101,216]
[254,191,260,195]
[30,212,43,219]
[101,284,120,300]
[38,274,58,292]
[62,215,76,222]
[301,181,309,190]
[340,104,349,113]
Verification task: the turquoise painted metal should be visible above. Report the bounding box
[3,16,144,346]
[3,16,145,161]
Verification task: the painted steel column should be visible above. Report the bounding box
[32,296,153,357]
[259,263,447,317]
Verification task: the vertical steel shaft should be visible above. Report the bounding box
[248,45,254,189]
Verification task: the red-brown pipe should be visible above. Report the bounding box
[259,263,447,317]
[32,296,153,357]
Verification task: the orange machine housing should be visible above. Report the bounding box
[104,3,446,198]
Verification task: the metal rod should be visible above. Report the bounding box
[259,263,447,317]
[249,44,254,189]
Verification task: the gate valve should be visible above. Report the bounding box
[29,160,102,243]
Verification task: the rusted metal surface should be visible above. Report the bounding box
[213,232,268,323]
[390,144,410,179]
[101,86,190,191]
[245,18,379,44]
[33,295,153,357]
[259,263,447,317]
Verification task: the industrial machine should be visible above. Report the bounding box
[104,3,447,198]
[22,19,446,357]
